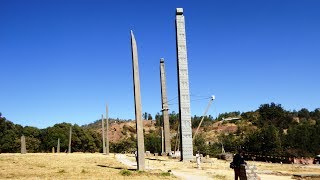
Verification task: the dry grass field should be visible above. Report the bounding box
[0,153,175,180]
[1,153,320,179]
[126,154,320,179]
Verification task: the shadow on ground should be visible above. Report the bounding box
[97,164,136,171]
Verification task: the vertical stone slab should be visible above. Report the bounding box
[21,135,27,154]
[175,8,193,161]
[68,126,72,153]
[57,138,60,153]
[101,114,106,154]
[174,125,180,154]
[160,58,171,154]
[161,127,164,154]
[106,104,109,155]
[130,30,145,170]
[52,147,55,153]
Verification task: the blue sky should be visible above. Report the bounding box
[1,0,319,128]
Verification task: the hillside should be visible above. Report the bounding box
[83,103,320,158]
[84,119,157,143]
[83,117,243,146]
[1,103,320,157]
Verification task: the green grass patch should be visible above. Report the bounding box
[119,169,132,176]
[160,172,171,176]
[57,169,66,173]
[137,170,145,174]
[213,174,226,179]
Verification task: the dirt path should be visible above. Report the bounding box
[259,174,291,179]
[115,154,301,179]
[171,171,212,180]
[115,154,210,179]
[115,154,136,169]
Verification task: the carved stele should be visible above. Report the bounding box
[21,135,27,154]
[68,126,72,153]
[130,30,145,170]
[161,127,164,154]
[106,104,109,155]
[175,8,193,161]
[160,58,171,154]
[102,114,106,154]
[57,138,60,153]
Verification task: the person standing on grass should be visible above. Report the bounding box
[196,151,201,169]
[232,149,246,180]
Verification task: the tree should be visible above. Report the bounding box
[258,103,292,129]
[147,114,153,120]
[23,126,41,138]
[260,124,282,155]
[25,136,41,152]
[110,137,136,153]
[217,111,240,121]
[193,133,208,155]
[285,122,320,157]
[243,130,262,154]
[155,112,162,127]
[241,111,259,124]
[0,117,22,153]
[41,123,71,152]
[169,111,179,130]
[144,131,161,153]
[143,112,148,120]
[191,115,214,128]
[311,108,320,121]
[298,108,310,121]
[218,134,241,153]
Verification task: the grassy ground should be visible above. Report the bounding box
[1,153,320,180]
[0,153,175,180]
[127,154,320,180]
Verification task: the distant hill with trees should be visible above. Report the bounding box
[1,103,320,158]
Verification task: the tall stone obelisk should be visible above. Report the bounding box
[160,58,171,154]
[161,127,164,154]
[101,114,106,154]
[175,8,193,161]
[21,135,27,154]
[130,30,145,170]
[106,104,109,155]
[68,126,72,153]
[57,138,60,153]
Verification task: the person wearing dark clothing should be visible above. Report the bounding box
[232,150,246,180]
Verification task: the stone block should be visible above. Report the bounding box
[145,151,151,157]
[161,152,167,156]
[176,8,183,15]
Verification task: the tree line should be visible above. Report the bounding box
[0,113,161,153]
[154,103,320,158]
[0,116,102,153]
[194,103,320,158]
[1,103,320,158]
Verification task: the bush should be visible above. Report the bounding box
[119,169,132,176]
[160,172,171,176]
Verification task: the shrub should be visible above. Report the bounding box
[160,172,171,176]
[120,169,132,176]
